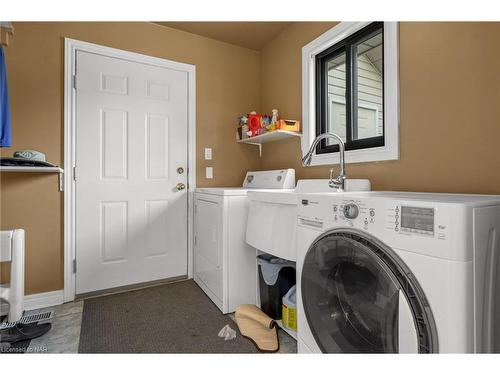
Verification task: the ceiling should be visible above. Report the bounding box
[153,22,292,50]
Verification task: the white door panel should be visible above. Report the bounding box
[75,51,188,294]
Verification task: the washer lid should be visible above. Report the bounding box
[301,228,438,353]
[196,187,295,197]
[242,169,295,189]
[195,187,250,196]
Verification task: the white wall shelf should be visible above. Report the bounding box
[238,130,302,157]
[0,166,65,191]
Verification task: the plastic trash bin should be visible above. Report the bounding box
[257,254,296,320]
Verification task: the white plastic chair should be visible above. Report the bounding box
[0,229,25,322]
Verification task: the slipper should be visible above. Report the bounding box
[235,304,279,353]
[0,323,52,344]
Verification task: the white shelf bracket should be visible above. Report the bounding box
[248,143,262,157]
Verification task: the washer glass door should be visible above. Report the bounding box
[301,230,436,353]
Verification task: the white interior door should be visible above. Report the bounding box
[75,50,189,294]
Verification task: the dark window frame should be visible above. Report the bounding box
[315,22,385,155]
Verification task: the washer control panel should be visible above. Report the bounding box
[330,199,375,231]
[298,194,455,260]
[301,196,441,238]
[387,204,435,236]
[343,203,359,219]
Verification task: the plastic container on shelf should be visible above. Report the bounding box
[282,285,297,331]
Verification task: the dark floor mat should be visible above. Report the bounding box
[78,280,259,353]
[1,316,28,354]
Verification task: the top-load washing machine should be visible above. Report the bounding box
[296,191,500,353]
[194,169,295,313]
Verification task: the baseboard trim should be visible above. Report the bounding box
[0,289,64,316]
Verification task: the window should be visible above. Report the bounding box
[302,22,399,165]
[316,22,384,153]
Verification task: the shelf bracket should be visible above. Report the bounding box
[244,142,262,157]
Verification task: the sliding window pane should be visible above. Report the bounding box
[353,29,383,141]
[326,52,347,145]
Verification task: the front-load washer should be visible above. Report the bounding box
[194,169,295,313]
[296,191,500,353]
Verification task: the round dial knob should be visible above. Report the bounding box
[343,203,359,219]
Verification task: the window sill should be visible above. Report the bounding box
[303,144,399,166]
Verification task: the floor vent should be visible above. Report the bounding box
[0,310,54,329]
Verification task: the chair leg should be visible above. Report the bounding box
[8,229,25,322]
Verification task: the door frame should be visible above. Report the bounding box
[63,38,196,302]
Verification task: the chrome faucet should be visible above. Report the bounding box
[302,133,346,191]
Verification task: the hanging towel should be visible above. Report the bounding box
[0,46,12,147]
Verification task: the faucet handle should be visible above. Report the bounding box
[329,168,346,191]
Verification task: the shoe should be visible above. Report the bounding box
[0,323,52,344]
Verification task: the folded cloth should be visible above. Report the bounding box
[0,323,52,344]
[235,304,279,353]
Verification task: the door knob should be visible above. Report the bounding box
[176,183,186,191]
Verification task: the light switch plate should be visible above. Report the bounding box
[204,148,212,160]
[206,167,213,179]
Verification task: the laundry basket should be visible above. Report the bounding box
[257,254,296,320]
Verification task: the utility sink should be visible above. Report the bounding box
[296,179,371,193]
[245,178,371,261]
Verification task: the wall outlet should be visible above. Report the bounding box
[204,148,212,160]
[206,167,213,179]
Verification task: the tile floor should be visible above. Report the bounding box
[27,300,83,353]
[277,328,298,353]
[23,299,297,354]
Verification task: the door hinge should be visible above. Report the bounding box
[73,166,77,181]
[73,74,77,90]
[73,259,77,273]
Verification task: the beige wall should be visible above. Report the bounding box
[2,22,500,296]
[0,22,261,293]
[259,22,500,195]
